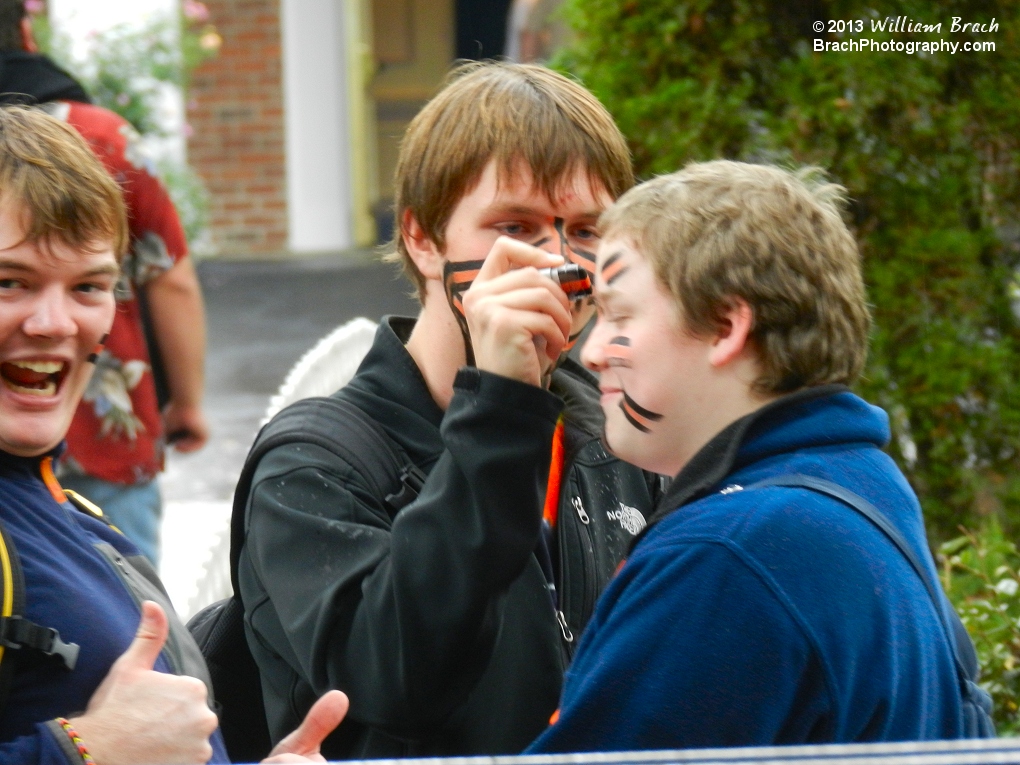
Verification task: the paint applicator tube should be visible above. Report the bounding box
[536,264,593,299]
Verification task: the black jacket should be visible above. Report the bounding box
[238,317,658,758]
[0,51,90,104]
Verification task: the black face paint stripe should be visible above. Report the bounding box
[605,267,629,285]
[531,236,551,248]
[619,401,652,433]
[444,259,487,273]
[554,217,567,259]
[563,327,586,351]
[622,391,663,422]
[609,336,630,347]
[601,251,623,274]
[600,251,629,285]
[567,248,596,267]
[442,260,477,366]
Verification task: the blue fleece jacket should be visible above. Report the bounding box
[529,388,965,753]
[0,447,229,765]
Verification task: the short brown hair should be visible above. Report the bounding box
[601,160,871,394]
[390,61,634,301]
[0,106,128,258]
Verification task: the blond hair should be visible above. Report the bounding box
[390,61,634,300]
[601,160,871,393]
[0,106,128,259]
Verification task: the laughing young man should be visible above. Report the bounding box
[527,161,979,752]
[238,62,659,758]
[0,106,345,765]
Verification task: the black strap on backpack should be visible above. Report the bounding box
[0,488,115,713]
[228,395,424,596]
[746,474,996,737]
[189,394,423,762]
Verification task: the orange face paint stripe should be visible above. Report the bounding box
[620,392,664,433]
[601,258,628,285]
[607,336,632,367]
[566,248,596,270]
[450,269,481,284]
[621,399,653,433]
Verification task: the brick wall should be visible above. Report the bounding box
[187,0,287,256]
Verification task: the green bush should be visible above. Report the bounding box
[556,0,1020,540]
[941,521,1020,733]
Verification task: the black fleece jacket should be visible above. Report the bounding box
[238,317,658,759]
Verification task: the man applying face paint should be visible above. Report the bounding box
[237,62,661,760]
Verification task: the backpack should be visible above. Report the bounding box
[187,395,425,762]
[0,490,116,711]
[745,474,996,738]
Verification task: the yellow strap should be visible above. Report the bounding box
[0,531,12,666]
[62,489,105,518]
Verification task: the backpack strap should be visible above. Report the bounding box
[0,514,79,724]
[745,474,993,732]
[229,396,424,595]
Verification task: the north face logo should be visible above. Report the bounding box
[607,503,646,535]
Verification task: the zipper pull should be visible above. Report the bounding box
[572,496,590,524]
[556,610,574,643]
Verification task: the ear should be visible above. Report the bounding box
[401,209,444,281]
[707,298,754,369]
[20,17,38,53]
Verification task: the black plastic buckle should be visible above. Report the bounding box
[0,616,79,670]
[385,465,427,511]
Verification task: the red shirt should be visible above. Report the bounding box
[53,101,188,484]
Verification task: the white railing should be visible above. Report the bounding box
[313,738,1020,765]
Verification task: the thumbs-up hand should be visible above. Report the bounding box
[70,601,219,765]
[262,690,349,763]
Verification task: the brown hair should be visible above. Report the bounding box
[389,61,634,301]
[601,160,871,393]
[0,106,128,259]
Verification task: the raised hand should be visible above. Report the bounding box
[71,601,219,765]
[261,690,350,763]
[462,236,570,387]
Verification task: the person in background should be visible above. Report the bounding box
[0,104,345,765]
[0,0,209,566]
[527,161,977,752]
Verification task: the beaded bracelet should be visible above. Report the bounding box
[55,717,95,764]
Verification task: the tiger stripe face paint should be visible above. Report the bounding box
[424,161,611,377]
[619,391,664,433]
[600,251,629,285]
[443,259,486,367]
[606,335,631,367]
[555,216,597,276]
[582,236,720,476]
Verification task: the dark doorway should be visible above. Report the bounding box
[455,0,513,59]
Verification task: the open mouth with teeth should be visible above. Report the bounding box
[0,360,69,397]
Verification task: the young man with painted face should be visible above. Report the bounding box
[0,106,347,765]
[237,62,659,758]
[527,161,972,752]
